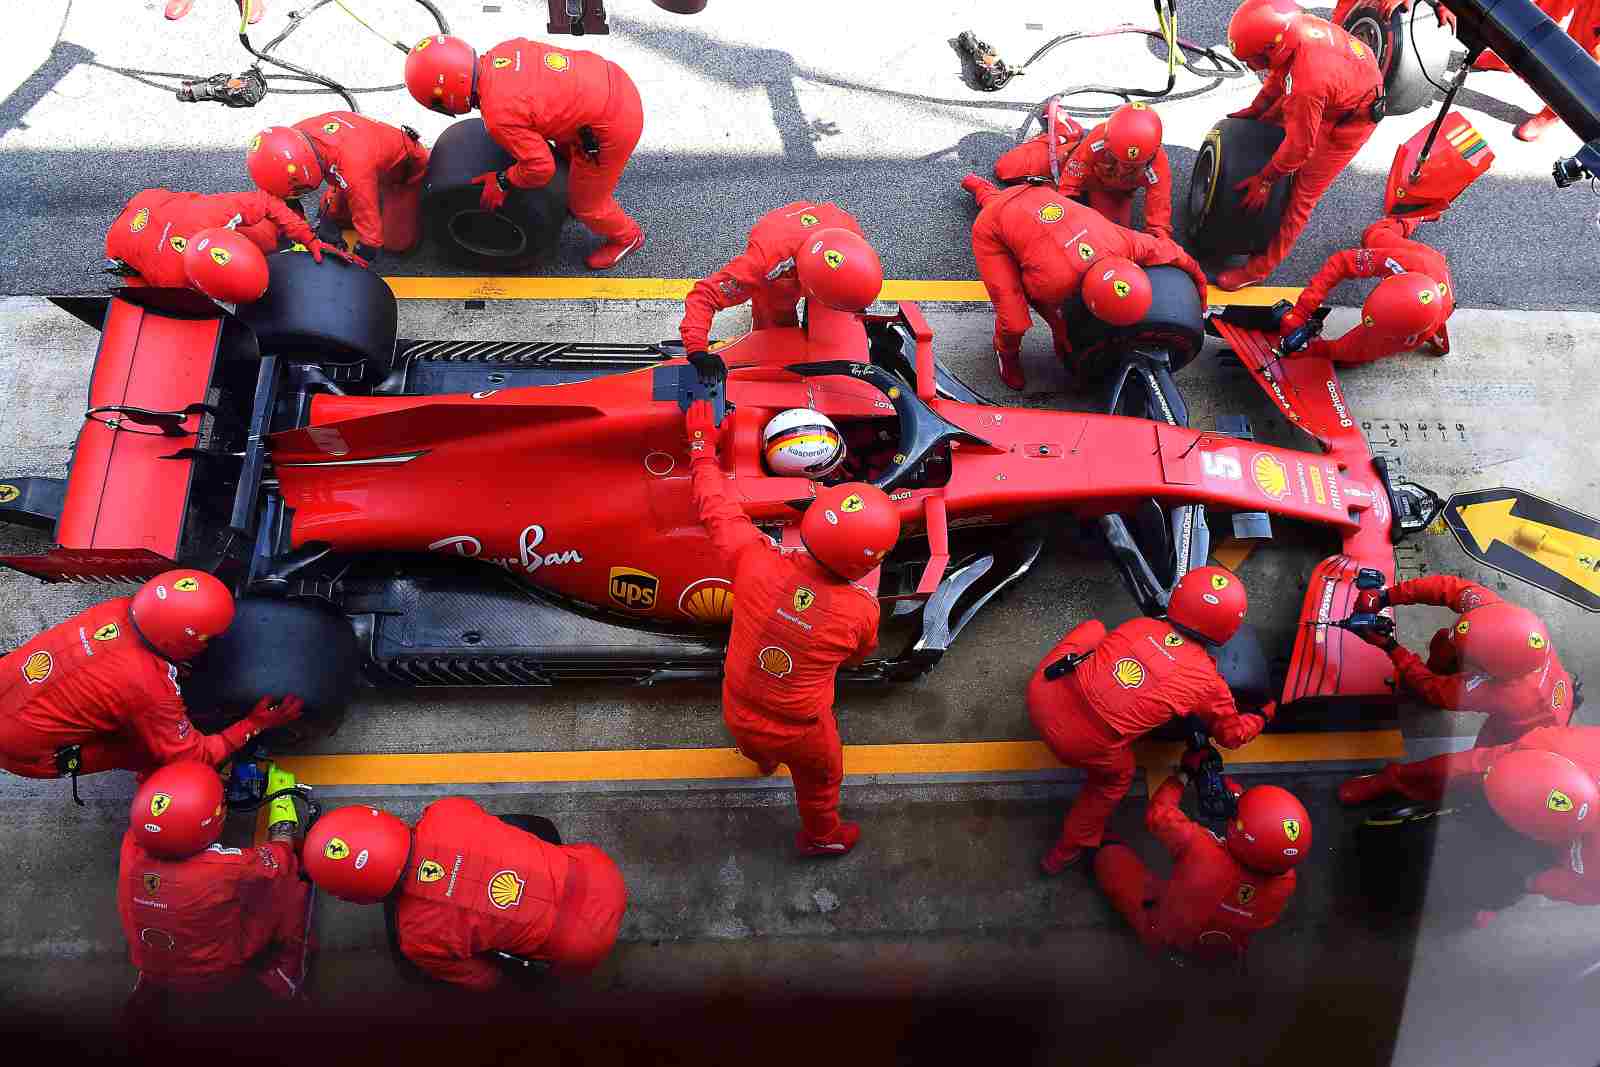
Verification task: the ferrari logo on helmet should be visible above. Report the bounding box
[414,36,432,50]
[1129,102,1146,110]
[1038,203,1064,223]
[1112,657,1146,688]
[1456,619,1471,636]
[173,577,199,592]
[1529,632,1547,649]
[758,646,794,677]
[169,236,188,254]
[1363,314,1376,327]
[209,247,232,267]
[1236,883,1256,906]
[489,869,525,909]
[823,249,845,269]
[493,57,512,69]
[1282,819,1301,842]
[1549,789,1574,813]
[323,121,341,134]
[1126,145,1140,160]
[840,494,864,513]
[21,650,52,684]
[143,873,160,895]
[800,212,819,227]
[0,485,16,503]
[1164,632,1184,648]
[150,793,171,818]
[323,837,350,861]
[544,53,570,71]
[130,208,150,232]
[793,587,816,612]
[248,134,262,153]
[417,859,444,883]
[1418,288,1434,305]
[1077,242,1094,261]
[1113,279,1131,298]
[1211,574,1230,591]
[93,623,119,642]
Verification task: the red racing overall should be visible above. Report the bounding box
[1095,776,1297,959]
[1293,217,1455,363]
[105,188,315,287]
[994,121,1174,238]
[118,834,310,998]
[1028,619,1265,859]
[1382,576,1573,747]
[394,797,628,989]
[477,39,644,244]
[0,599,266,778]
[969,183,1207,367]
[689,460,878,840]
[679,201,865,352]
[295,111,429,252]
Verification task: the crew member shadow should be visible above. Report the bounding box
[0,41,94,140]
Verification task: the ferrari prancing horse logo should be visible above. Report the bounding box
[150,794,171,818]
[1282,819,1302,842]
[417,859,445,883]
[822,249,845,269]
[1077,242,1094,262]
[1549,789,1574,813]
[793,587,815,612]
[840,494,864,513]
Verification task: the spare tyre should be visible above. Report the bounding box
[1342,0,1457,117]
[236,248,397,369]
[423,118,570,270]
[1065,264,1206,376]
[1185,118,1291,256]
[182,596,363,747]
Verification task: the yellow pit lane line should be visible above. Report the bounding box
[274,730,1404,789]
[382,275,1304,307]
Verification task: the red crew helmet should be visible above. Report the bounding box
[1452,601,1553,679]
[131,762,227,859]
[183,228,270,305]
[1361,272,1446,338]
[1082,256,1153,326]
[405,35,477,115]
[129,569,236,661]
[1167,565,1248,645]
[1226,784,1311,874]
[1228,0,1299,69]
[1484,748,1598,845]
[302,805,413,904]
[795,228,884,311]
[799,482,901,582]
[246,126,322,198]
[1104,103,1163,166]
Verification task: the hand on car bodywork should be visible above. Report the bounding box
[1236,174,1273,213]
[472,171,509,213]
[685,399,717,460]
[687,350,727,387]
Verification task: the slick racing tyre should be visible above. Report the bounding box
[236,248,398,371]
[1342,1,1457,117]
[1066,264,1206,377]
[1185,118,1290,256]
[1353,801,1547,918]
[182,596,363,746]
[422,118,570,270]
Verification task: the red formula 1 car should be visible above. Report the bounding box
[0,252,1442,736]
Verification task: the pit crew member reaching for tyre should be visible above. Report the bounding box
[1215,0,1383,290]
[685,400,898,857]
[1343,574,1574,750]
[958,178,1208,390]
[247,113,430,264]
[1028,566,1272,874]
[994,103,1175,240]
[1280,216,1453,363]
[1095,774,1308,961]
[0,570,303,779]
[404,35,645,270]
[118,762,311,1004]
[303,798,628,989]
[679,203,883,366]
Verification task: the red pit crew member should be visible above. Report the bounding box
[118,763,310,1005]
[247,112,430,263]
[0,570,303,780]
[1095,771,1309,961]
[1280,217,1454,363]
[304,798,628,989]
[1341,727,1600,905]
[1027,566,1273,874]
[1216,0,1383,290]
[404,35,646,270]
[994,103,1174,240]
[680,203,883,361]
[685,399,900,856]
[1342,574,1574,754]
[959,177,1207,390]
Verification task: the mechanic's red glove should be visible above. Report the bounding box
[247,694,305,733]
[1355,586,1389,614]
[305,239,369,270]
[1432,2,1457,30]
[1256,698,1277,722]
[685,399,717,461]
[1351,625,1399,652]
[1278,310,1307,336]
[1236,174,1272,213]
[473,171,509,213]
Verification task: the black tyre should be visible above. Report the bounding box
[498,813,563,844]
[1343,1,1456,117]
[182,597,362,746]
[236,248,398,367]
[1066,264,1207,376]
[422,118,570,270]
[1185,118,1291,256]
[1354,801,1547,917]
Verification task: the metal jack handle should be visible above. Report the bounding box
[1410,44,1480,183]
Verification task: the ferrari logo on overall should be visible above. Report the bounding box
[793,587,816,612]
[150,794,171,817]
[1112,658,1145,688]
[169,236,187,254]
[823,249,846,269]
[1549,789,1574,813]
[173,577,199,592]
[1282,819,1301,842]
[417,859,444,883]
[1077,242,1094,262]
[143,873,160,896]
[1038,202,1064,223]
[494,57,513,69]
[22,650,52,684]
[1163,632,1184,647]
[93,623,119,641]
[0,484,18,503]
[1236,884,1256,906]
[840,494,864,513]
[489,869,525,909]
[323,837,350,861]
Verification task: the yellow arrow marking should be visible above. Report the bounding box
[1458,498,1600,595]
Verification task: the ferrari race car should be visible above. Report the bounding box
[0,247,1444,739]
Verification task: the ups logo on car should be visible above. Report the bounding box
[609,567,659,611]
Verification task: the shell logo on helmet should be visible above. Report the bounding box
[1039,203,1064,223]
[1112,658,1146,688]
[678,578,734,623]
[22,650,52,684]
[758,646,794,677]
[489,869,525,909]
[1251,453,1290,501]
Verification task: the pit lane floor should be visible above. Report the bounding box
[0,294,1596,1064]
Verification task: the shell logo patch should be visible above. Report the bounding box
[0,484,17,503]
[150,793,171,818]
[544,53,570,71]
[22,650,52,684]
[1529,632,1547,650]
[840,494,864,513]
[678,578,734,623]
[758,646,794,677]
[94,623,119,642]
[1549,789,1574,813]
[1038,202,1064,223]
[489,869,525,909]
[1282,819,1301,842]
[209,247,232,267]
[800,212,819,227]
[1236,883,1256,906]
[1211,573,1230,591]
[1163,632,1184,648]
[130,208,150,233]
[793,587,815,612]
[169,236,188,254]
[323,837,350,861]
[1113,279,1131,298]
[823,249,845,269]
[417,859,445,883]
[493,57,513,69]
[1251,453,1290,501]
[1112,657,1146,688]
[1077,242,1095,262]
[174,576,200,592]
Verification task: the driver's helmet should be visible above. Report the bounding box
[762,409,846,479]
